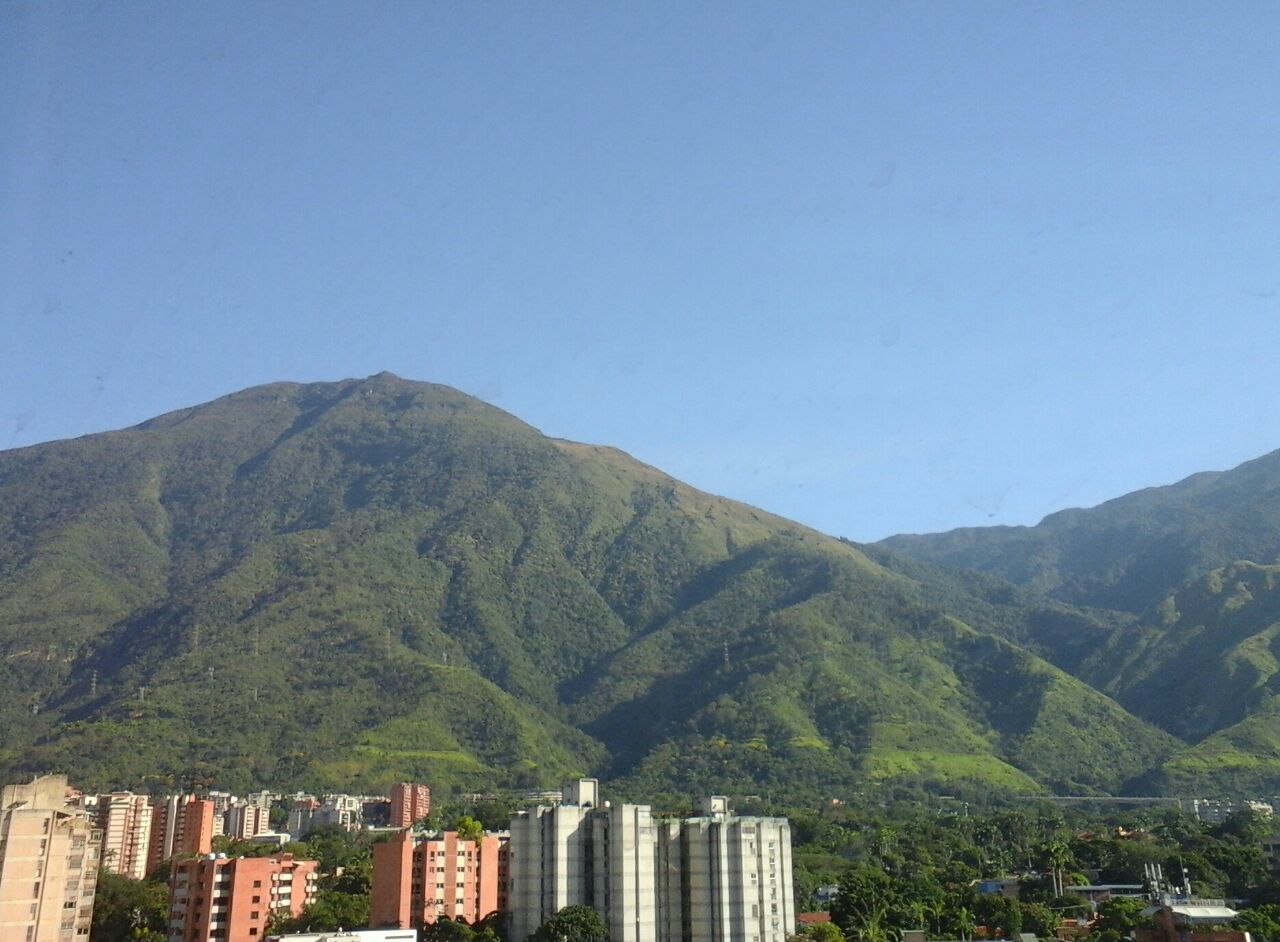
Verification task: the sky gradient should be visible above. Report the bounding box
[4,2,1279,541]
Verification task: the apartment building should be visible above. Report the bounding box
[370,828,508,929]
[168,852,318,942]
[225,803,271,841]
[508,779,657,942]
[656,797,794,942]
[149,796,216,875]
[507,782,794,942]
[96,791,153,880]
[288,795,362,839]
[388,783,431,829]
[0,774,101,942]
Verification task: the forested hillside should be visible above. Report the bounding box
[881,451,1280,796]
[0,374,1182,799]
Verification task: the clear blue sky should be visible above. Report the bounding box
[3,2,1279,541]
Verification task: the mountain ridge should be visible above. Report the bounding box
[0,374,1262,799]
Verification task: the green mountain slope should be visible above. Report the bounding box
[879,450,1280,614]
[1072,560,1280,794]
[0,374,1178,797]
[879,451,1280,794]
[1083,561,1280,740]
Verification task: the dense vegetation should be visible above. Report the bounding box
[880,451,1280,795]
[790,802,1280,942]
[0,373,1276,797]
[879,449,1280,615]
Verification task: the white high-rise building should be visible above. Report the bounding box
[507,782,792,942]
[657,797,793,942]
[508,779,657,942]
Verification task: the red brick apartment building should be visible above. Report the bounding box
[388,783,431,829]
[168,853,317,942]
[371,829,508,929]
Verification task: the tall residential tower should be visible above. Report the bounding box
[0,774,101,942]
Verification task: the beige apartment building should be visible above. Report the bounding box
[96,791,153,880]
[0,774,101,942]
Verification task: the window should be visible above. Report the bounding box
[252,880,261,888]
[250,912,259,920]
[252,896,260,903]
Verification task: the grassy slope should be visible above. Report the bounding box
[0,374,1178,797]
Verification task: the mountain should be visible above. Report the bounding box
[0,373,1177,800]
[880,453,1280,794]
[1082,561,1280,794]
[880,450,1280,614]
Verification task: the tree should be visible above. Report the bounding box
[90,870,169,942]
[1020,901,1059,939]
[456,814,484,843]
[528,904,610,942]
[270,889,370,933]
[831,865,896,942]
[797,922,847,942]
[972,894,1022,938]
[1235,906,1280,942]
[424,917,480,942]
[1091,896,1148,938]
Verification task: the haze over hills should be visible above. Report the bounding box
[0,373,1273,800]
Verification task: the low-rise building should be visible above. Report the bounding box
[268,930,415,942]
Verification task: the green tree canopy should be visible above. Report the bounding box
[456,814,484,843]
[89,870,169,942]
[529,904,610,942]
[1235,905,1280,942]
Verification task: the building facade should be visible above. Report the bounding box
[508,779,657,942]
[507,782,793,942]
[96,791,153,880]
[370,829,507,929]
[388,783,431,829]
[656,797,794,942]
[0,774,101,942]
[149,796,216,875]
[226,804,271,841]
[288,795,363,839]
[168,852,318,942]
